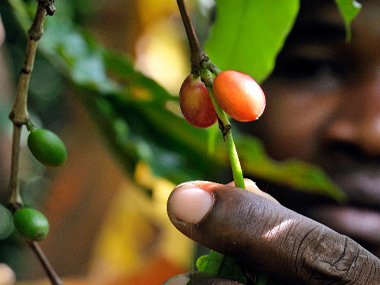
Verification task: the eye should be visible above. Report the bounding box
[272,56,348,82]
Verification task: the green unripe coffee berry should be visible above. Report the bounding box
[0,204,14,240]
[13,208,49,241]
[27,129,67,167]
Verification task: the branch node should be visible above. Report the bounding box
[219,120,231,137]
[8,111,29,126]
[46,5,56,16]
[21,66,33,75]
[191,54,209,76]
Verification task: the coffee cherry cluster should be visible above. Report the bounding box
[179,70,266,128]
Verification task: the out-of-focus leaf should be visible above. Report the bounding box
[204,0,299,83]
[0,205,14,240]
[207,123,218,155]
[6,0,32,31]
[35,17,225,184]
[234,134,347,202]
[334,0,362,41]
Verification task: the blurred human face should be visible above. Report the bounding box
[253,0,380,256]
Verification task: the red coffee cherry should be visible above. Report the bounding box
[179,74,218,128]
[212,70,266,122]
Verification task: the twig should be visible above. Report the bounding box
[7,1,62,284]
[8,0,51,208]
[28,242,64,285]
[9,0,47,126]
[176,0,208,73]
[9,0,48,211]
[8,124,24,211]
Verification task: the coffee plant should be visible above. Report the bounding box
[0,0,360,284]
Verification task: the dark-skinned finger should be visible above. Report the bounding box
[167,181,380,285]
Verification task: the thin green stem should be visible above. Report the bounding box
[203,60,222,75]
[224,132,245,189]
[27,120,36,132]
[200,66,245,190]
[200,68,229,128]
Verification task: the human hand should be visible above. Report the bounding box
[164,180,380,285]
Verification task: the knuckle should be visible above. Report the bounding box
[295,229,377,284]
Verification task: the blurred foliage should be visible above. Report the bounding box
[2,0,354,203]
[0,205,13,240]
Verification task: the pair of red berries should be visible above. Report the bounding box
[179,70,266,128]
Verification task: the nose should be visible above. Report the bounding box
[323,71,380,157]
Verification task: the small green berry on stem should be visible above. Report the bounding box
[27,128,67,167]
[179,74,218,128]
[13,207,49,241]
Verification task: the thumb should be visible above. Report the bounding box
[167,181,380,284]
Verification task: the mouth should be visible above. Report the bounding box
[306,163,380,253]
[307,205,380,243]
[280,160,380,256]
[306,205,380,256]
[317,142,380,207]
[262,141,380,255]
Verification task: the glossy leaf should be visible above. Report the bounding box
[204,0,299,83]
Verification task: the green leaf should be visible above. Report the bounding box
[204,0,299,83]
[334,0,362,41]
[196,251,247,284]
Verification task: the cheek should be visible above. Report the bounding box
[256,86,339,162]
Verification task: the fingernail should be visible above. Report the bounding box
[162,274,190,285]
[169,184,214,224]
